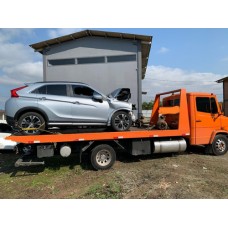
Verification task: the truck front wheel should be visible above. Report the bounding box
[211,134,228,156]
[90,144,116,170]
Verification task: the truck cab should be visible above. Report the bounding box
[160,90,228,150]
[187,92,228,145]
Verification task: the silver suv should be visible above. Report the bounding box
[5,82,132,135]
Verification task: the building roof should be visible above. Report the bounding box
[216,76,228,83]
[30,30,152,79]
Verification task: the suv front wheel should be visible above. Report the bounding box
[111,111,132,131]
[18,112,46,135]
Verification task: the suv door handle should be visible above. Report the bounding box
[196,120,202,122]
[74,101,80,104]
[39,97,46,100]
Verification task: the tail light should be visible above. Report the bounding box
[11,85,27,98]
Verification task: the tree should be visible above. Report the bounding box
[142,101,154,110]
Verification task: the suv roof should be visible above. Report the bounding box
[26,81,89,86]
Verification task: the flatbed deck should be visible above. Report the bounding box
[7,127,190,144]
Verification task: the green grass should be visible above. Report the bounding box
[82,181,122,199]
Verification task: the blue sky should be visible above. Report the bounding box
[0,28,227,109]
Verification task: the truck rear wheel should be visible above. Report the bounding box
[211,134,228,156]
[90,144,116,170]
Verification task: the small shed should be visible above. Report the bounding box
[216,76,228,116]
[30,30,152,118]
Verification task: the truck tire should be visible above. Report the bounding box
[211,134,228,156]
[18,112,46,135]
[111,111,132,131]
[90,144,116,170]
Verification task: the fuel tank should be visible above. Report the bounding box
[153,138,187,153]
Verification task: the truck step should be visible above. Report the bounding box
[15,158,45,167]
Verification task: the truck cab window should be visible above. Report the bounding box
[196,97,218,114]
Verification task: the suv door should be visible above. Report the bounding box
[36,84,73,123]
[69,84,110,124]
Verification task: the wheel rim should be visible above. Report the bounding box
[114,113,130,130]
[215,139,226,153]
[95,149,112,167]
[21,115,42,134]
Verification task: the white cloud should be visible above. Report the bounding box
[0,29,42,108]
[0,75,23,85]
[142,65,224,102]
[47,28,82,39]
[0,42,34,67]
[158,47,169,54]
[3,61,43,83]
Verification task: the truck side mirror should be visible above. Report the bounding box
[219,103,223,112]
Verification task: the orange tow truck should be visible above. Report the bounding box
[7,88,228,170]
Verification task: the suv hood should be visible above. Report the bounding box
[107,88,131,102]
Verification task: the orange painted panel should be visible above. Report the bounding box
[7,129,191,144]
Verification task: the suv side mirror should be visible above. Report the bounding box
[93,94,103,102]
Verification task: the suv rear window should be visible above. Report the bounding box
[33,85,67,96]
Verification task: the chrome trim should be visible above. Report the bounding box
[48,122,107,126]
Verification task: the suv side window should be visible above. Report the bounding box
[33,85,67,96]
[46,85,67,96]
[32,85,46,94]
[38,85,47,94]
[196,97,218,114]
[72,85,95,98]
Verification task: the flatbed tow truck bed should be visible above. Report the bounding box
[6,89,192,170]
[7,127,190,170]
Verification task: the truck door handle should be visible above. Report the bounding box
[39,97,46,100]
[196,120,202,122]
[74,101,80,104]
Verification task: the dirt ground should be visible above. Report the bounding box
[0,147,227,199]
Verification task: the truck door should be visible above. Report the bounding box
[195,96,221,144]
